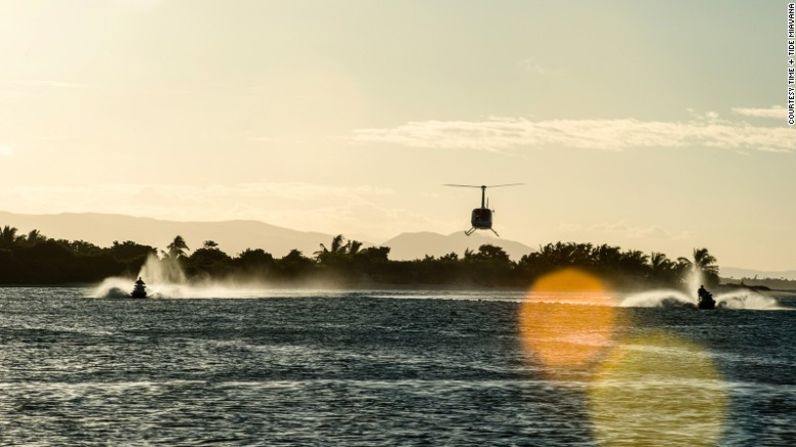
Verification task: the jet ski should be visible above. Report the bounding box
[131,277,147,299]
[697,286,716,310]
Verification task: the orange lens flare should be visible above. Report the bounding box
[588,332,727,447]
[519,268,617,370]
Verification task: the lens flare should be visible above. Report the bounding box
[588,331,727,447]
[519,268,617,370]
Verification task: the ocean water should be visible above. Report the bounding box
[0,287,794,446]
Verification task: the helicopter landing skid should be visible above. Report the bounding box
[464,227,501,237]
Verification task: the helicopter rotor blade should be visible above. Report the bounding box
[444,183,524,188]
[485,183,525,188]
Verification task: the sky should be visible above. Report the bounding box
[0,0,793,270]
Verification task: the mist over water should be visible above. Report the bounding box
[91,254,285,299]
[618,289,784,310]
[139,253,185,284]
[619,267,785,310]
[90,276,276,299]
[90,255,788,311]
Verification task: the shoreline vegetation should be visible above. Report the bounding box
[0,226,788,291]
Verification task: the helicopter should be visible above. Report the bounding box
[444,183,523,236]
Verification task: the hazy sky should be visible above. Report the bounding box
[0,0,792,270]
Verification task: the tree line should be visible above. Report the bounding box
[0,225,720,289]
[0,226,155,284]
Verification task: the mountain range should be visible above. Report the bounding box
[719,267,796,281]
[382,231,533,260]
[0,211,534,260]
[3,211,790,276]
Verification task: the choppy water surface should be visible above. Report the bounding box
[0,288,794,446]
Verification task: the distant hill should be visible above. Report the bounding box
[0,211,535,261]
[721,267,796,281]
[0,211,333,257]
[381,231,534,260]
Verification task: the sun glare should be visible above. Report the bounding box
[588,331,728,447]
[519,268,618,371]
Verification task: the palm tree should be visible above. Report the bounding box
[692,247,719,285]
[649,252,678,284]
[313,235,367,266]
[650,252,668,269]
[315,235,346,259]
[611,249,651,280]
[25,229,46,246]
[592,244,621,269]
[315,235,340,264]
[650,252,674,273]
[692,248,718,274]
[0,226,18,248]
[674,255,693,277]
[203,240,219,250]
[167,235,190,258]
[348,240,362,256]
